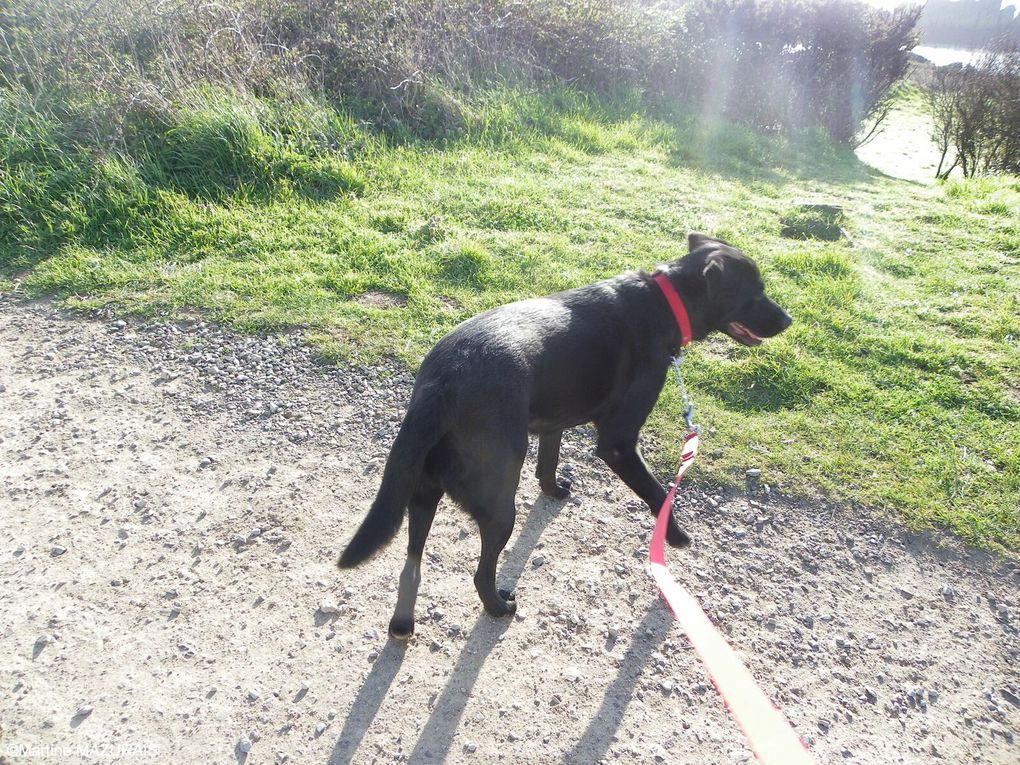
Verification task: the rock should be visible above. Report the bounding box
[51,545,67,557]
[864,687,878,704]
[238,736,253,754]
[532,555,546,568]
[942,585,956,600]
[75,705,94,718]
[248,689,260,701]
[745,469,761,493]
[318,599,341,615]
[464,742,478,753]
[660,680,674,694]
[898,586,914,599]
[314,722,327,737]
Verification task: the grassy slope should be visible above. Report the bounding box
[2,87,1018,551]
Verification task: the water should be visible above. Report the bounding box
[914,45,986,66]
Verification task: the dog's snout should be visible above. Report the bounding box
[779,311,793,331]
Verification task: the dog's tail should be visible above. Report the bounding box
[337,392,447,569]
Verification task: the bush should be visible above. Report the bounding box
[683,0,921,142]
[0,0,918,143]
[928,43,1020,178]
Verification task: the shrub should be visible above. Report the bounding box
[682,0,921,142]
[928,43,1020,178]
[0,0,917,143]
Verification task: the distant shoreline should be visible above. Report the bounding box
[914,44,985,66]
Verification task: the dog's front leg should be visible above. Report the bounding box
[595,375,692,548]
[536,430,571,499]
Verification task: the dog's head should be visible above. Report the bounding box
[671,233,792,345]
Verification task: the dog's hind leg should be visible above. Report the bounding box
[388,477,443,640]
[536,430,571,499]
[473,499,519,617]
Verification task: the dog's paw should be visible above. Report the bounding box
[484,595,517,618]
[666,522,692,548]
[540,479,571,500]
[388,617,415,641]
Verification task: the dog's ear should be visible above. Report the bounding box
[688,233,714,252]
[702,253,726,298]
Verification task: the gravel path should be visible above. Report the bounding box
[1,296,1018,765]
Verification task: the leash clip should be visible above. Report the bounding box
[671,353,700,435]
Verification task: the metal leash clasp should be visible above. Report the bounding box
[671,352,700,435]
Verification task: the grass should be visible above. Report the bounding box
[1,86,1018,552]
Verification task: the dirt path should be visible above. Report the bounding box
[1,297,1018,765]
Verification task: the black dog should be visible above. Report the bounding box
[338,233,791,639]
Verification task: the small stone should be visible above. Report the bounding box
[318,599,341,615]
[997,605,1009,622]
[898,586,914,599]
[113,320,127,329]
[51,545,67,557]
[328,709,337,720]
[238,736,253,754]
[199,456,214,468]
[247,689,260,701]
[864,687,878,703]
[314,722,327,737]
[532,555,546,568]
[942,585,956,600]
[745,469,761,493]
[464,742,477,753]
[75,705,94,718]
[250,731,261,743]
[660,680,674,694]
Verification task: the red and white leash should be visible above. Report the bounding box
[650,271,814,765]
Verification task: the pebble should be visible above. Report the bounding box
[532,555,546,568]
[238,736,253,754]
[314,722,327,737]
[464,742,478,753]
[660,680,674,694]
[51,545,67,557]
[898,586,914,599]
[942,585,956,599]
[318,599,341,615]
[864,687,878,704]
[75,705,94,718]
[247,689,260,701]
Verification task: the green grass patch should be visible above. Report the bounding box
[1,85,1018,552]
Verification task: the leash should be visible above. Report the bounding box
[649,270,814,765]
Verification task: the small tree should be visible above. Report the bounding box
[926,42,1020,178]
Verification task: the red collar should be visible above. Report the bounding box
[652,271,692,348]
